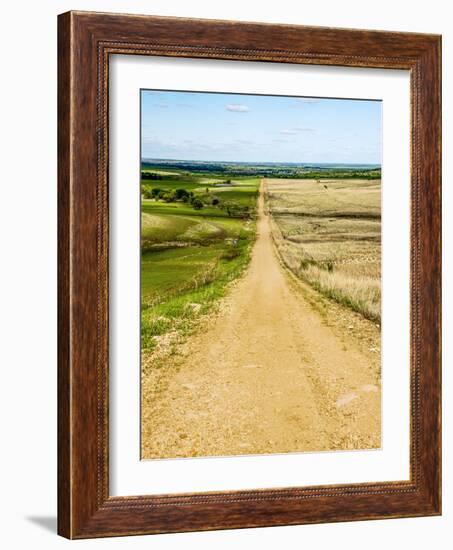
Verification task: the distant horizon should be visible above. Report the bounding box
[141,90,382,165]
[141,157,381,168]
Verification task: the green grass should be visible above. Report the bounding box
[142,201,227,219]
[141,238,253,354]
[141,178,201,192]
[140,174,259,356]
[204,186,259,205]
[141,206,250,250]
[141,246,224,302]
[141,171,259,194]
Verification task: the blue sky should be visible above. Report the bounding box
[141,90,381,165]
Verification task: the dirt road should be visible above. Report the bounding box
[142,181,381,459]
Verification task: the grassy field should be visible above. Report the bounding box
[140,169,259,357]
[141,167,381,364]
[266,178,381,323]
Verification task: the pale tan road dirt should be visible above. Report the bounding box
[142,181,381,459]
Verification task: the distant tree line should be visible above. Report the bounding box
[141,172,163,180]
[141,184,251,218]
[141,162,381,180]
[142,187,192,202]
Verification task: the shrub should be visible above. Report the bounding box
[151,188,162,198]
[192,198,204,210]
[211,196,220,206]
[161,191,176,203]
[221,247,241,260]
[175,188,189,200]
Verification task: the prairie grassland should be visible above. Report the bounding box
[266,178,381,323]
[140,172,259,359]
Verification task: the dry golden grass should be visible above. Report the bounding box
[266,178,381,323]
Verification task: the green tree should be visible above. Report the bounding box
[161,191,176,203]
[142,187,153,199]
[175,188,189,200]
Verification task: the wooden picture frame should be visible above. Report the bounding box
[58,10,441,539]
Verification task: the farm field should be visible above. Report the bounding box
[140,168,259,356]
[265,178,381,323]
[141,179,381,458]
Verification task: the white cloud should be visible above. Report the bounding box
[279,127,315,135]
[295,97,320,104]
[226,104,250,113]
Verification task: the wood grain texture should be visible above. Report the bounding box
[57,10,72,538]
[57,10,441,539]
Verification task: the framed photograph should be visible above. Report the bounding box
[58,11,441,539]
